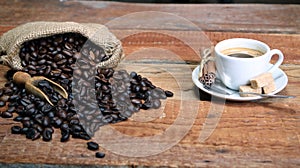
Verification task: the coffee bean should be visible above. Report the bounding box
[33,124,43,133]
[26,128,38,140]
[43,116,50,127]
[1,111,13,118]
[61,130,70,142]
[153,99,161,109]
[52,117,63,128]
[87,141,99,151]
[60,123,69,132]
[13,116,23,122]
[20,98,31,106]
[11,126,22,134]
[57,59,67,65]
[38,59,46,65]
[95,152,105,158]
[0,101,5,107]
[131,99,142,105]
[7,106,15,113]
[21,127,29,134]
[42,129,52,141]
[165,90,174,97]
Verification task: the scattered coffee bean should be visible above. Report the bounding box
[87,141,99,151]
[165,90,174,97]
[95,152,105,158]
[11,125,22,134]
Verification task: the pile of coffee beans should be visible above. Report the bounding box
[0,33,173,158]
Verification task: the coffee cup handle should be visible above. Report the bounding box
[267,49,284,73]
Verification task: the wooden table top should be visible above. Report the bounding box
[0,0,299,167]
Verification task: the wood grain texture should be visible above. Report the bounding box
[0,0,299,33]
[0,63,299,167]
[0,0,299,167]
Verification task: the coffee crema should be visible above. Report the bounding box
[221,47,264,58]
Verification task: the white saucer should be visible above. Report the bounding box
[192,64,288,101]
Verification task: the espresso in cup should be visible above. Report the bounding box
[215,38,284,90]
[221,47,265,58]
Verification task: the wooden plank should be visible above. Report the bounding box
[0,0,299,33]
[111,30,300,64]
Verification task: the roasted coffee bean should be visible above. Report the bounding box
[22,119,31,128]
[9,94,19,101]
[87,141,99,151]
[95,152,105,158]
[43,116,51,127]
[21,127,29,134]
[0,101,5,107]
[33,124,44,133]
[7,106,15,113]
[52,117,63,128]
[42,128,52,141]
[153,99,161,109]
[165,90,174,97]
[61,130,70,142]
[11,126,22,134]
[60,123,69,132]
[38,59,46,65]
[72,132,91,140]
[1,111,13,118]
[26,128,37,140]
[131,99,142,105]
[20,98,31,106]
[71,124,82,133]
[13,116,23,122]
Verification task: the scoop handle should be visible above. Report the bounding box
[13,71,32,85]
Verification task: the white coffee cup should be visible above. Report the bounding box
[215,38,284,90]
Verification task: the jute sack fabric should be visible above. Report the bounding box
[0,21,123,70]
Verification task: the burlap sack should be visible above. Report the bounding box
[0,21,123,70]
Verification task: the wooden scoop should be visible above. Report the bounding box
[13,71,68,106]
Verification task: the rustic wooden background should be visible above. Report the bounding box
[0,0,299,167]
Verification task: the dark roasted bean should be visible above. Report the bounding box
[152,99,161,109]
[0,101,5,107]
[42,129,52,141]
[26,128,37,140]
[60,123,69,132]
[62,50,73,57]
[7,106,15,112]
[95,152,105,158]
[13,116,23,122]
[54,54,64,62]
[1,111,13,118]
[38,59,46,65]
[61,130,70,142]
[87,141,99,151]
[43,116,50,127]
[11,126,22,134]
[165,90,174,97]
